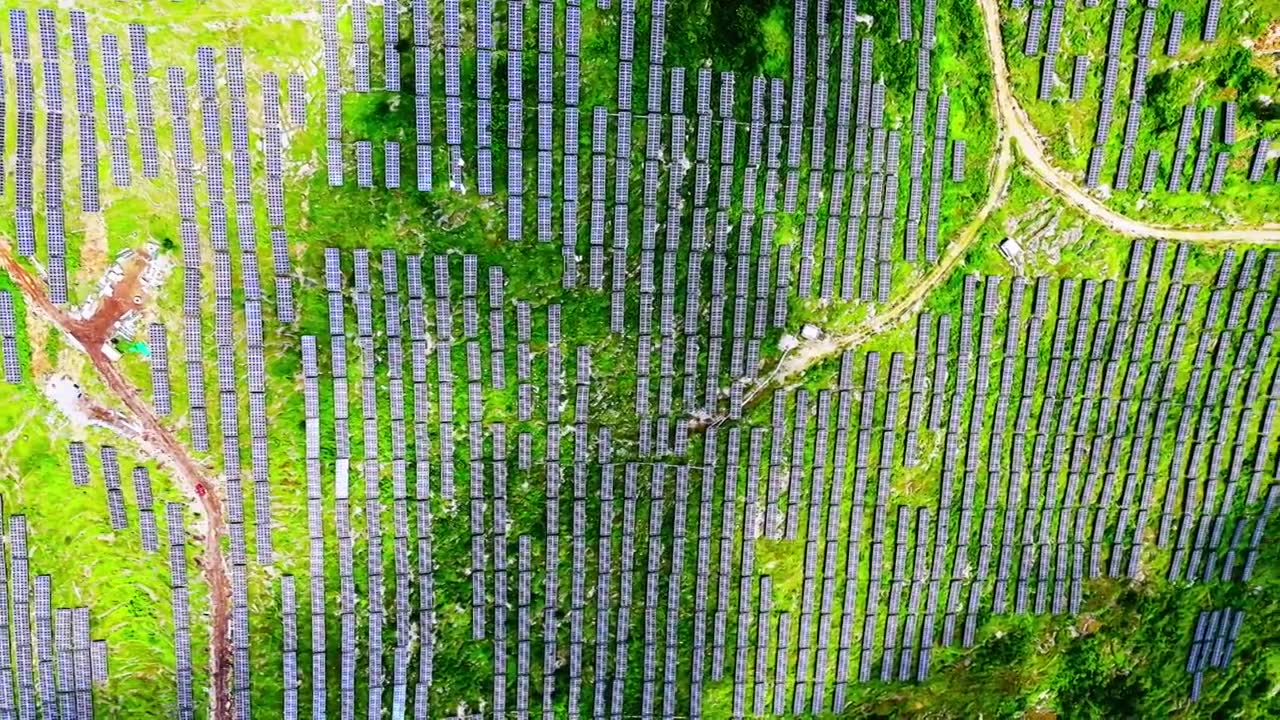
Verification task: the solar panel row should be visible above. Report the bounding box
[7,514,40,719]
[160,502,195,717]
[132,467,159,553]
[1083,0,1129,188]
[320,0,344,184]
[117,25,159,181]
[32,11,69,303]
[323,252,360,717]
[1249,138,1271,182]
[300,333,332,715]
[923,94,951,264]
[0,290,20,383]
[68,10,101,211]
[1204,0,1222,42]
[31,575,58,720]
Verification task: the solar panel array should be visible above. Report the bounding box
[903,34,933,269]
[1186,607,1243,701]
[10,7,1278,720]
[561,0,583,280]
[699,71,734,405]
[69,10,100,211]
[543,306,565,719]
[35,10,69,303]
[354,250,389,717]
[53,608,74,719]
[124,24,160,178]
[1167,11,1185,56]
[133,466,159,553]
[165,502,195,719]
[287,72,307,127]
[490,424,510,718]
[1035,2,1065,101]
[1023,6,1043,57]
[322,248,357,719]
[1203,0,1222,42]
[226,52,276,561]
[443,0,463,190]
[0,501,13,719]
[146,323,172,415]
[321,0,343,184]
[350,0,370,91]
[166,66,211,452]
[262,71,297,322]
[89,640,107,689]
[299,335,328,719]
[1189,106,1216,192]
[412,0,435,190]
[100,446,128,530]
[281,576,299,720]
[203,50,266,592]
[858,91,887,303]
[785,0,809,215]
[1023,1,1264,198]
[382,254,415,718]
[1083,0,1129,188]
[0,292,20,384]
[1249,137,1271,182]
[10,10,35,257]
[951,140,967,182]
[434,255,458,496]
[609,0,639,329]
[32,575,57,720]
[1239,485,1279,581]
[9,515,38,719]
[71,607,94,717]
[923,94,950,264]
[535,0,554,239]
[96,32,131,188]
[516,535,532,718]
[476,0,494,195]
[610,462,640,716]
[1140,149,1162,193]
[591,430,617,718]
[506,0,524,235]
[1070,55,1088,102]
[67,440,90,487]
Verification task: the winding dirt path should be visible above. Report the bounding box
[716,0,1280,413]
[0,240,233,720]
[980,0,1280,243]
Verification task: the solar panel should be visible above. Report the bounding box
[1248,137,1272,182]
[1067,54,1090,102]
[124,24,161,178]
[1165,11,1186,56]
[1208,151,1229,195]
[1139,149,1162,193]
[951,140,967,182]
[1212,97,1235,147]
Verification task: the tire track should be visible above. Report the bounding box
[1,239,233,720]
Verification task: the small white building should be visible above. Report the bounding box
[998,237,1025,265]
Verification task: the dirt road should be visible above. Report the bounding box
[0,241,233,720]
[978,0,1280,244]
[724,0,1280,411]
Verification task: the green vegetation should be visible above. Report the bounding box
[1003,0,1280,226]
[0,1,1276,719]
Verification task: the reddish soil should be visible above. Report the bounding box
[49,250,150,348]
[1255,22,1280,56]
[1,241,233,720]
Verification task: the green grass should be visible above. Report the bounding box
[0,1,1276,718]
[1002,0,1280,226]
